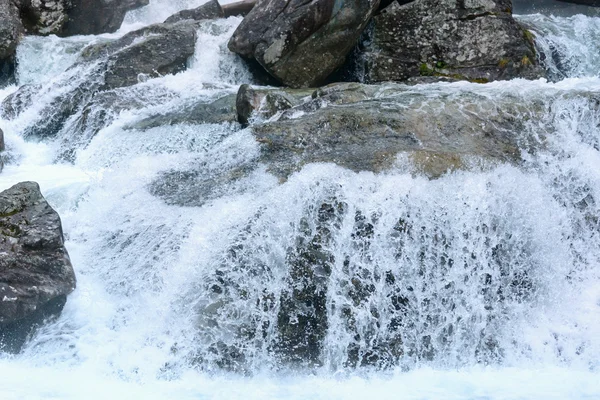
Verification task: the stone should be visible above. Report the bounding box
[355,0,544,83]
[164,0,224,23]
[81,19,198,91]
[0,181,76,353]
[246,82,555,178]
[228,0,381,88]
[0,0,24,86]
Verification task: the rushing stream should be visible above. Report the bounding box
[1,1,600,399]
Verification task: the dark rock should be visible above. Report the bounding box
[62,0,149,36]
[222,0,257,17]
[0,0,23,86]
[0,181,75,353]
[14,0,149,36]
[164,0,223,23]
[356,0,544,83]
[81,20,198,91]
[228,0,381,88]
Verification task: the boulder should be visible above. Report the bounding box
[81,20,198,90]
[0,181,76,353]
[15,0,149,36]
[164,0,224,23]
[355,0,544,83]
[1,20,199,139]
[228,0,381,88]
[0,0,23,86]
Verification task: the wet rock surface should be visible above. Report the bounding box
[1,20,199,140]
[228,0,381,88]
[248,82,547,179]
[0,181,76,353]
[353,0,544,83]
[0,0,23,85]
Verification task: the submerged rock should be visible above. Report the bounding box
[0,182,76,353]
[228,0,381,88]
[130,93,238,131]
[354,0,543,83]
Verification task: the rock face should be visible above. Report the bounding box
[356,0,543,83]
[82,20,198,90]
[1,20,199,140]
[164,0,223,23]
[248,82,547,179]
[0,182,76,353]
[0,0,23,85]
[16,0,149,36]
[228,0,381,88]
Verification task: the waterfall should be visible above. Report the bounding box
[0,1,599,398]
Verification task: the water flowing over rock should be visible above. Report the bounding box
[354,0,543,83]
[244,82,551,179]
[164,0,223,23]
[0,182,75,353]
[0,0,23,85]
[1,19,198,140]
[228,0,381,88]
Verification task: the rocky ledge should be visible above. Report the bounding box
[0,182,75,353]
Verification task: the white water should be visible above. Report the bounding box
[0,2,600,399]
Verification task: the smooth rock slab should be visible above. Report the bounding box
[0,181,75,353]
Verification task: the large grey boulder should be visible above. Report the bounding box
[0,181,75,353]
[15,0,149,36]
[228,0,381,88]
[248,82,546,178]
[356,0,543,83]
[0,0,23,85]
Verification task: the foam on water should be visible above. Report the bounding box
[0,2,599,398]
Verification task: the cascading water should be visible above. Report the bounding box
[0,1,600,398]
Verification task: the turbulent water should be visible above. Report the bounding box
[1,1,600,398]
